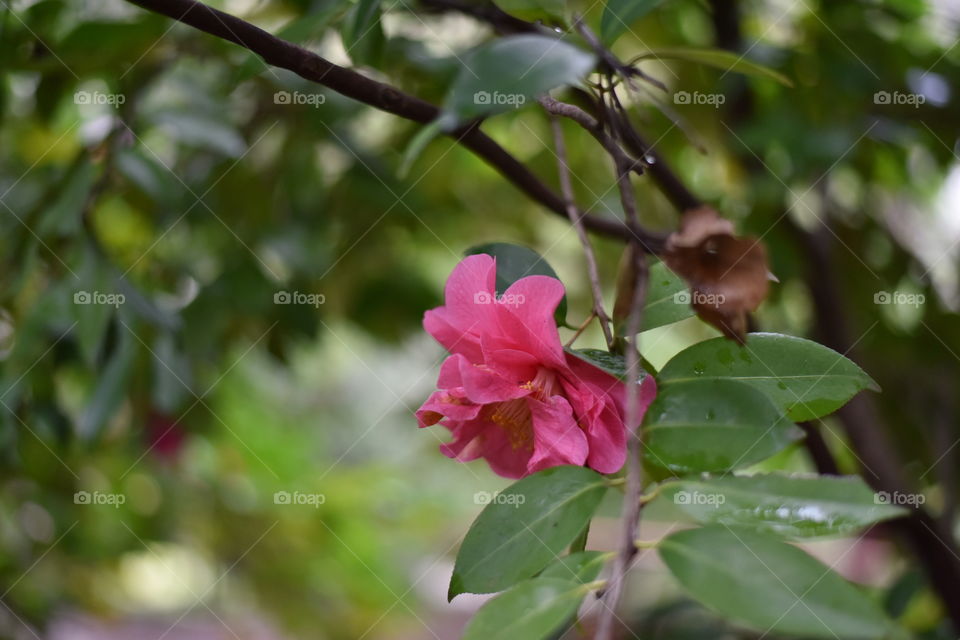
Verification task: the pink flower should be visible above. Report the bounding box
[416,254,657,478]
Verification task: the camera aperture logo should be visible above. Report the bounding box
[74,490,126,508]
[873,91,925,108]
[274,91,326,108]
[674,490,726,506]
[474,490,525,508]
[274,490,326,507]
[274,290,326,307]
[74,90,125,107]
[674,290,725,308]
[874,290,924,308]
[74,290,125,308]
[674,91,725,108]
[875,491,925,507]
[473,91,526,108]
[473,291,526,307]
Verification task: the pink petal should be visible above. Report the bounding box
[582,401,627,474]
[441,254,498,332]
[483,347,540,382]
[477,425,534,479]
[438,419,489,462]
[416,390,480,428]
[487,275,566,370]
[526,396,589,473]
[424,308,484,362]
[440,354,529,405]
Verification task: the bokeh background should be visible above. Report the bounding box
[1,0,959,637]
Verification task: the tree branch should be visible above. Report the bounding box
[123,0,669,247]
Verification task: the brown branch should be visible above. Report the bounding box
[123,0,671,247]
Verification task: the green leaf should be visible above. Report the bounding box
[658,333,879,421]
[441,35,595,126]
[461,578,587,640]
[538,550,609,584]
[565,348,652,384]
[636,47,793,86]
[449,466,607,598]
[73,245,114,366]
[77,326,137,440]
[657,473,907,539]
[642,260,693,330]
[37,160,97,238]
[659,526,902,638]
[643,379,802,474]
[154,112,246,158]
[495,0,566,22]
[341,0,385,68]
[600,0,664,46]
[465,242,567,325]
[398,120,444,178]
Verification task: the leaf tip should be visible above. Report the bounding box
[447,574,464,602]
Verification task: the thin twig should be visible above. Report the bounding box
[594,114,651,637]
[549,117,614,350]
[594,244,648,640]
[564,311,597,348]
[539,96,640,178]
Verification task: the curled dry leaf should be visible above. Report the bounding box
[663,207,772,343]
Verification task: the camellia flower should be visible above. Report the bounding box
[416,254,657,478]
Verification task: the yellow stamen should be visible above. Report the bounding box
[487,367,560,450]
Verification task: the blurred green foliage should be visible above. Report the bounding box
[0,0,958,637]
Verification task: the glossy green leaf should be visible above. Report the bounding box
[657,473,907,538]
[538,550,609,584]
[465,242,567,325]
[600,0,664,46]
[441,35,595,126]
[341,0,385,67]
[461,578,587,640]
[658,333,880,421]
[565,348,652,384]
[660,526,902,638]
[449,466,607,598]
[635,47,793,86]
[643,379,802,474]
[642,261,693,330]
